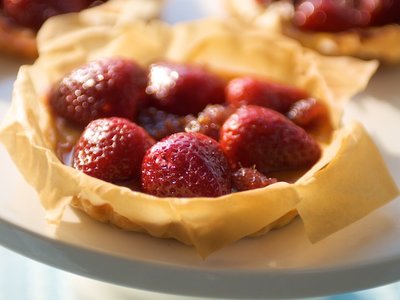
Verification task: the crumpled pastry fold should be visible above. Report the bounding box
[0,6,398,257]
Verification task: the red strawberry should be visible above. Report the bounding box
[146,62,226,116]
[49,57,148,126]
[232,167,278,192]
[3,0,90,31]
[141,132,232,197]
[220,105,321,174]
[226,77,309,113]
[73,117,155,183]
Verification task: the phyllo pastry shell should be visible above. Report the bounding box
[0,3,398,257]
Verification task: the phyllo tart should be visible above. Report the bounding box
[0,3,398,257]
[0,0,163,59]
[226,0,400,64]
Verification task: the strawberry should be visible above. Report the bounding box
[220,105,321,174]
[226,77,308,113]
[232,167,278,192]
[141,132,232,197]
[73,117,155,183]
[146,62,226,116]
[3,0,90,31]
[49,57,148,126]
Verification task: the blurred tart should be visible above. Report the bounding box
[226,0,400,63]
[0,0,162,59]
[0,0,107,59]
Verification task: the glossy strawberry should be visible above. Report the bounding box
[220,105,321,174]
[141,132,232,197]
[73,117,155,183]
[232,167,278,191]
[226,77,308,113]
[49,58,148,126]
[293,0,368,32]
[3,0,90,31]
[146,62,226,116]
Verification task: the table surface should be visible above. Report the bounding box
[1,245,400,300]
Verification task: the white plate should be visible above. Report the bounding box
[1,2,400,299]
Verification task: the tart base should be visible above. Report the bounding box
[71,196,299,241]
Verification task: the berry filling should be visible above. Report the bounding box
[232,167,278,192]
[48,58,331,197]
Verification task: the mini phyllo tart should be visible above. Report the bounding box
[226,0,400,63]
[0,0,163,59]
[0,4,398,257]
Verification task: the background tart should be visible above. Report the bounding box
[0,15,37,59]
[225,0,400,63]
[0,0,163,59]
[0,3,397,257]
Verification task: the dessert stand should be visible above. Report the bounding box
[0,1,399,299]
